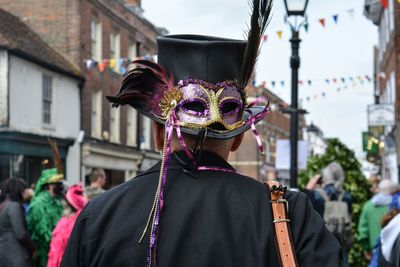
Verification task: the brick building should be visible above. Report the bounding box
[364,0,399,182]
[228,85,292,183]
[0,0,166,186]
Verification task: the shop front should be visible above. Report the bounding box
[0,131,73,186]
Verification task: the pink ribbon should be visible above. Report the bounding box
[245,97,270,156]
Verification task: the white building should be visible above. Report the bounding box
[0,10,83,185]
[303,123,326,157]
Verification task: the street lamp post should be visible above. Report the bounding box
[283,0,309,189]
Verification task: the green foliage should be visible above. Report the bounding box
[298,138,372,267]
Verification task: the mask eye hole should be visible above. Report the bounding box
[220,100,242,115]
[181,99,208,115]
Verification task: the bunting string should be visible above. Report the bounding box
[84,54,157,73]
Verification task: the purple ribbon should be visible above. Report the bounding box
[245,97,270,156]
[147,114,175,267]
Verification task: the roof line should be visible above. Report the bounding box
[8,48,84,81]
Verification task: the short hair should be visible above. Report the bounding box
[89,168,105,183]
[0,178,28,203]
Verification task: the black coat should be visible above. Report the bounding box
[62,151,342,267]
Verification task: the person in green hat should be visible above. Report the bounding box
[27,168,64,267]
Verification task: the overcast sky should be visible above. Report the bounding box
[142,0,377,155]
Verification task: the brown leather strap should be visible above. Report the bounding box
[266,181,298,267]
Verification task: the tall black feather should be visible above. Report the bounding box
[240,0,273,87]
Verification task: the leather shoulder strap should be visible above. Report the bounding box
[265,181,298,267]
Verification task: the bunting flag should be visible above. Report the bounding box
[319,18,326,28]
[347,8,355,18]
[304,22,309,32]
[98,60,106,72]
[257,74,373,90]
[322,92,326,97]
[85,59,97,69]
[109,59,116,69]
[381,0,388,8]
[332,14,339,24]
[263,34,268,41]
[277,31,283,39]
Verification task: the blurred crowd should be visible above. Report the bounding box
[303,163,400,267]
[0,168,107,267]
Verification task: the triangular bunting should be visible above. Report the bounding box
[333,78,337,84]
[280,81,285,87]
[304,22,309,32]
[325,79,330,84]
[307,80,312,86]
[381,0,388,8]
[333,14,339,24]
[98,60,106,72]
[347,9,355,18]
[263,34,268,42]
[271,81,276,87]
[319,18,326,28]
[277,31,283,39]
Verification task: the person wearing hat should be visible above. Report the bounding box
[61,1,341,266]
[47,184,87,267]
[27,168,64,267]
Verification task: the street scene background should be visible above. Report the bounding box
[0,0,399,267]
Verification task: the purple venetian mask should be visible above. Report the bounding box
[159,79,245,131]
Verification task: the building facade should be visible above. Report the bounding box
[364,0,399,183]
[0,10,83,185]
[0,0,165,186]
[228,85,292,183]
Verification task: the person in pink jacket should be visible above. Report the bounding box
[47,184,87,267]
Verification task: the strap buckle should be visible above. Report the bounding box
[273,218,291,223]
[270,199,289,213]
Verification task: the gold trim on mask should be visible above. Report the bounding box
[157,80,246,132]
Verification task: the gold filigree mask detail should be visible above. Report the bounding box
[160,88,183,117]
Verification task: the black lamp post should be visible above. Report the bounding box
[283,0,309,189]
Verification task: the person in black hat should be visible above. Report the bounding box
[61,1,342,266]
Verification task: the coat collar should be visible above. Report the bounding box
[146,150,236,174]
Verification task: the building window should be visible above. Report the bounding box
[110,107,120,143]
[91,90,102,138]
[141,116,152,150]
[128,42,137,59]
[109,32,121,72]
[42,74,52,124]
[127,108,138,146]
[91,20,102,62]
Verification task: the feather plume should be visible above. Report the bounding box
[48,138,63,174]
[106,60,175,116]
[240,0,273,87]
